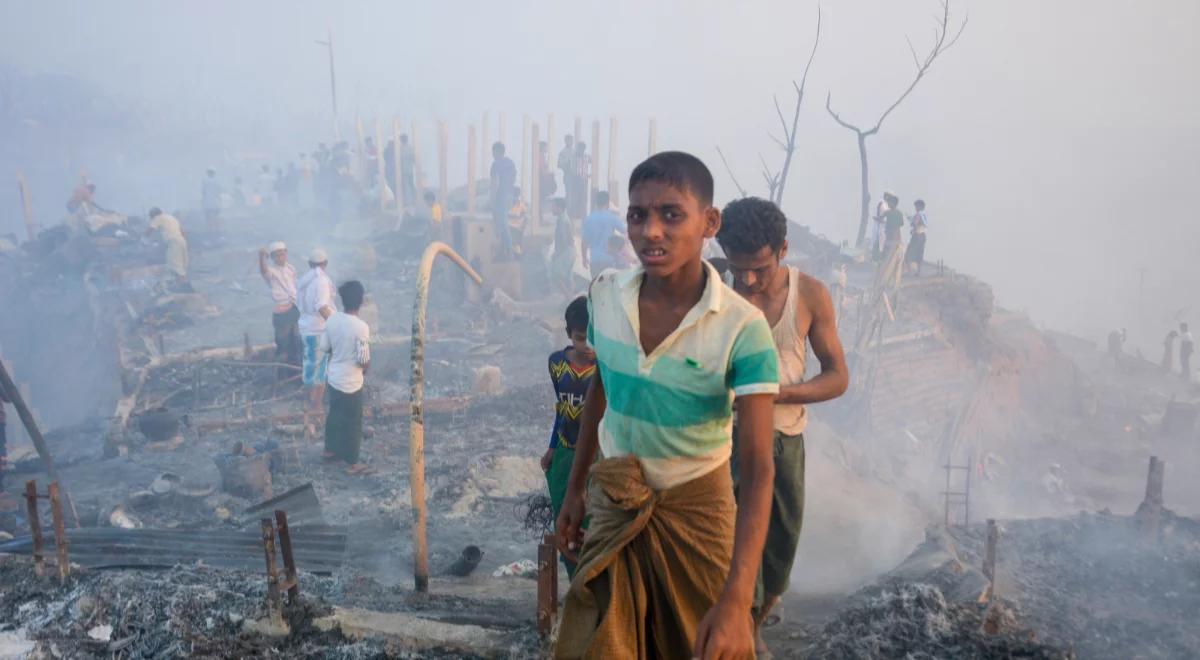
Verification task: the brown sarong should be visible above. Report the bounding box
[555,456,736,659]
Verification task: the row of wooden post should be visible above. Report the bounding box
[336,115,657,218]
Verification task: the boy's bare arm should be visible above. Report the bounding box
[695,392,775,658]
[555,372,606,559]
[776,280,849,405]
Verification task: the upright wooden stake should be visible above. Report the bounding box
[24,480,44,577]
[983,518,998,601]
[16,171,35,241]
[574,116,582,143]
[498,113,507,150]
[648,118,657,156]
[467,125,477,216]
[354,117,367,183]
[412,121,427,194]
[410,243,483,592]
[608,117,620,206]
[260,518,285,628]
[531,123,541,231]
[374,119,388,212]
[274,510,301,604]
[590,120,601,214]
[481,111,490,177]
[48,482,69,583]
[437,120,449,208]
[393,118,404,225]
[537,533,559,638]
[521,115,530,202]
[547,114,556,160]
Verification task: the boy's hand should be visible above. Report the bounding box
[554,488,587,563]
[540,448,555,472]
[693,595,755,660]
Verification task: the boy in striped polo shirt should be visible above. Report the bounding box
[555,152,780,659]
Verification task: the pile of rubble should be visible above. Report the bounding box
[802,581,1069,659]
[950,511,1200,659]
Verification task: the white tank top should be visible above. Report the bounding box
[772,267,808,435]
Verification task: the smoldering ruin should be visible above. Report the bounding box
[2,2,1199,659]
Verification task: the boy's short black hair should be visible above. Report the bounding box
[565,295,589,334]
[339,280,365,312]
[594,190,610,208]
[628,151,713,207]
[914,199,926,210]
[717,196,788,256]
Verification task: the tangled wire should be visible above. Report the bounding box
[514,492,555,539]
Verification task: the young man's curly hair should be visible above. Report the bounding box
[717,196,788,256]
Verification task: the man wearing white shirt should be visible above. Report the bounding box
[321,280,371,473]
[297,248,335,412]
[258,241,300,366]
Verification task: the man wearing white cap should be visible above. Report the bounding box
[258,241,300,366]
[297,248,335,411]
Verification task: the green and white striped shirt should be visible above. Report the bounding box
[588,261,780,489]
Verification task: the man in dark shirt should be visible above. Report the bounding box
[489,142,518,260]
[882,192,905,258]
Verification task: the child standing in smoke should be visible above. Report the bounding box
[542,296,595,577]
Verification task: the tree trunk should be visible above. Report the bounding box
[855,132,871,247]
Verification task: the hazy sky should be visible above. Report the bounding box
[2,0,1198,349]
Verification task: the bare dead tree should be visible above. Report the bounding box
[715,146,748,198]
[767,5,822,207]
[826,0,967,247]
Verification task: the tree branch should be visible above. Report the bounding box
[825,91,863,135]
[715,146,748,198]
[772,4,822,205]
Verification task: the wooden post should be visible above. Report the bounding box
[354,117,367,184]
[410,243,484,592]
[498,113,507,151]
[274,510,300,604]
[261,518,285,628]
[24,481,44,577]
[1136,455,1165,541]
[983,518,998,600]
[521,115,530,202]
[590,120,601,214]
[467,125,477,216]
[393,119,404,226]
[481,111,490,179]
[537,533,559,638]
[608,117,619,206]
[547,114,556,162]
[16,171,35,241]
[0,360,77,527]
[531,123,541,232]
[412,121,427,194]
[648,118,657,156]
[574,116,582,144]
[374,119,388,212]
[48,482,69,583]
[437,120,449,208]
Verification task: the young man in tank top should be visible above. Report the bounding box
[717,196,849,656]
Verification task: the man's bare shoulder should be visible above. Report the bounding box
[793,268,833,310]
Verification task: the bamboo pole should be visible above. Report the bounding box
[574,116,582,144]
[531,122,541,232]
[410,242,483,592]
[481,111,490,178]
[354,117,366,184]
[608,117,619,206]
[16,171,35,241]
[520,115,530,202]
[375,119,388,212]
[648,118,657,157]
[467,125,477,216]
[393,119,404,225]
[437,120,448,208]
[547,114,556,161]
[412,120,427,194]
[590,120,601,214]
[498,113,507,151]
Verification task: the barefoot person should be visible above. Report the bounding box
[321,280,371,473]
[297,249,335,413]
[717,196,849,657]
[555,152,780,659]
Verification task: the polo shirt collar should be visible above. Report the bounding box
[617,260,724,359]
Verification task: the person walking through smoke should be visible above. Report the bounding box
[717,196,850,658]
